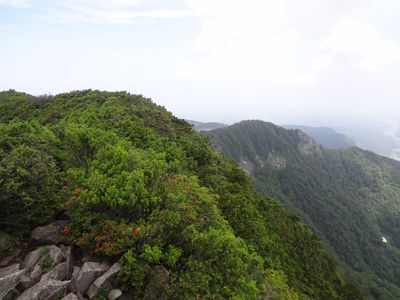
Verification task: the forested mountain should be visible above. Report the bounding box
[186,119,227,131]
[0,90,362,299]
[204,120,400,300]
[282,125,355,149]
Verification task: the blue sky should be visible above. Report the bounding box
[1,0,400,125]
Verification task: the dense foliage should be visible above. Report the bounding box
[0,91,362,299]
[205,120,400,300]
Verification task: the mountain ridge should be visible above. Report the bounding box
[0,91,362,299]
[204,119,400,300]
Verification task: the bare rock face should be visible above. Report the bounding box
[72,262,109,295]
[17,279,71,300]
[0,263,26,299]
[30,221,69,245]
[143,265,170,300]
[297,131,322,155]
[87,263,121,299]
[267,153,287,170]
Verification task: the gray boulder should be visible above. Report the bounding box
[72,262,109,295]
[87,263,121,299]
[108,289,122,300]
[30,265,42,282]
[0,263,25,299]
[40,262,69,282]
[30,221,68,245]
[37,245,64,268]
[62,293,79,300]
[22,248,44,272]
[17,279,71,300]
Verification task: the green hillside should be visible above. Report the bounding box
[204,120,400,300]
[0,91,362,299]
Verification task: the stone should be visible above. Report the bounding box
[87,263,120,299]
[18,275,33,290]
[17,279,71,300]
[0,263,25,299]
[0,248,22,268]
[39,245,64,267]
[60,245,74,278]
[108,289,122,300]
[72,266,80,278]
[30,264,42,282]
[73,262,109,295]
[143,265,169,300]
[21,248,44,272]
[0,230,10,249]
[40,262,69,282]
[30,221,69,245]
[62,292,79,300]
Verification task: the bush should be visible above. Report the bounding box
[0,145,62,228]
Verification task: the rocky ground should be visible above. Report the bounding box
[0,221,167,300]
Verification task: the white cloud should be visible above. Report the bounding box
[177,0,305,82]
[316,20,400,70]
[0,0,191,23]
[0,0,31,7]
[47,5,191,24]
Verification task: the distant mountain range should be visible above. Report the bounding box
[204,120,400,300]
[330,119,400,161]
[282,125,355,149]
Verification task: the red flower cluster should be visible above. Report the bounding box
[95,243,112,253]
[63,226,70,235]
[75,187,82,194]
[133,227,140,236]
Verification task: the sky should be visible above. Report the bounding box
[0,0,399,125]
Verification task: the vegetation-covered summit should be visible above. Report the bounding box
[204,120,400,300]
[0,90,361,299]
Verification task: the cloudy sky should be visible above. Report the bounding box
[0,0,399,124]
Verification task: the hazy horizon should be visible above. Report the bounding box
[1,0,399,126]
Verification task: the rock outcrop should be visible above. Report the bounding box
[30,221,69,246]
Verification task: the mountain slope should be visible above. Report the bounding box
[282,125,355,149]
[0,91,361,299]
[186,119,227,131]
[204,120,400,300]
